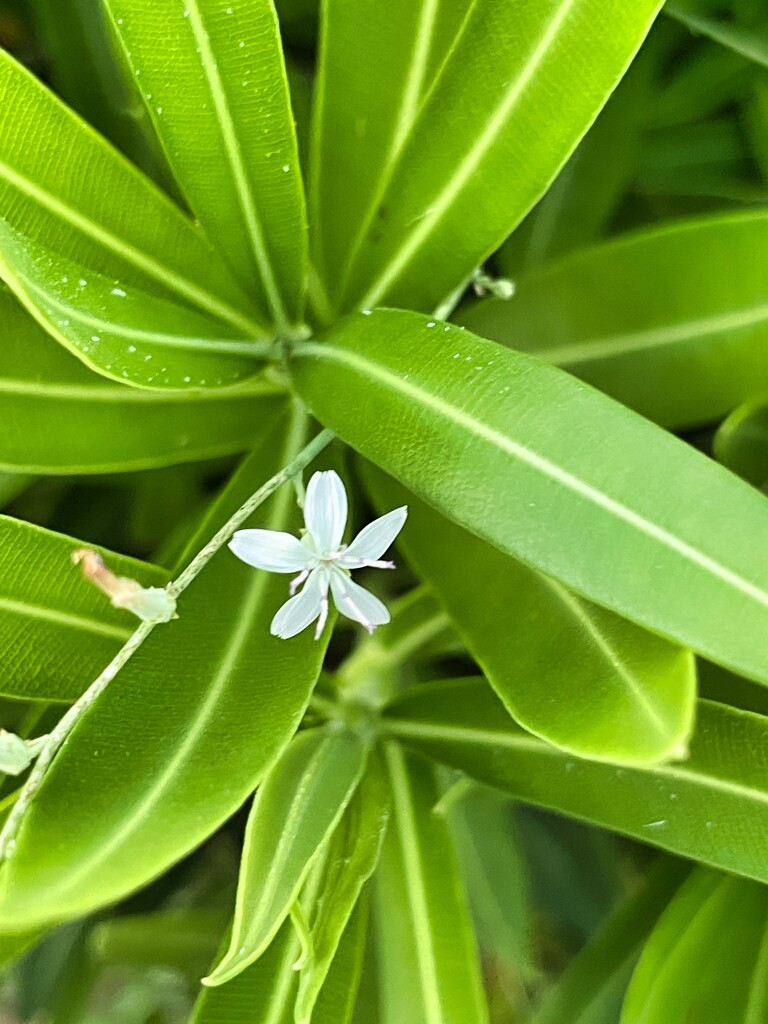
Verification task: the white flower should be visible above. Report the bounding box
[229,470,407,640]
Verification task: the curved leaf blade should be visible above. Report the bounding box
[291,309,768,687]
[339,0,663,314]
[0,221,265,389]
[0,408,329,928]
[106,0,307,332]
[363,463,695,765]
[205,725,368,987]
[0,288,284,473]
[295,754,390,1024]
[461,211,768,429]
[384,678,768,885]
[0,47,265,383]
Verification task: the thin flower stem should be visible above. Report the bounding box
[0,426,335,863]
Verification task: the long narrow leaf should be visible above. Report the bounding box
[337,0,663,314]
[205,725,369,986]
[461,211,768,429]
[292,309,768,687]
[106,0,307,333]
[374,744,489,1024]
[363,463,695,765]
[384,678,768,885]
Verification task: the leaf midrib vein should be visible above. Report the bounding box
[185,0,289,332]
[359,0,581,307]
[302,342,768,612]
[0,160,260,334]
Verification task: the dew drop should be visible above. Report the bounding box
[156,106,163,115]
[184,376,191,383]
[238,40,245,47]
[61,275,68,283]
[78,278,87,287]
[361,308,372,316]
[111,287,127,297]
[144,354,152,361]
[127,345,137,353]
[91,335,101,342]
[426,321,435,327]
[282,163,290,172]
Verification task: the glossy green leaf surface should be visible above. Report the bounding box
[309,0,468,309]
[532,856,689,1024]
[192,921,298,1024]
[0,408,329,929]
[295,755,390,1024]
[0,219,264,390]
[0,47,266,384]
[461,211,768,429]
[292,309,768,687]
[336,0,663,314]
[364,465,696,765]
[0,515,167,702]
[384,679,768,884]
[621,867,768,1024]
[714,395,768,487]
[374,744,489,1024]
[0,288,284,473]
[193,902,366,1024]
[107,0,307,333]
[207,725,368,987]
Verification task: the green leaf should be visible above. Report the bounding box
[384,678,768,885]
[0,288,284,474]
[621,867,768,1023]
[374,744,489,1024]
[294,754,390,1024]
[335,0,664,315]
[0,515,167,702]
[291,308,768,687]
[106,0,307,334]
[0,47,266,382]
[497,48,655,276]
[714,395,768,487]
[192,920,299,1024]
[192,899,367,1024]
[448,786,532,976]
[461,211,768,429]
[308,0,468,311]
[205,724,369,987]
[531,856,689,1024]
[665,4,768,69]
[0,218,264,390]
[363,464,695,765]
[311,899,369,1024]
[0,407,329,929]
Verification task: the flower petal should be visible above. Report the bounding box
[270,569,329,639]
[329,568,390,633]
[339,506,408,568]
[304,470,348,554]
[229,530,312,573]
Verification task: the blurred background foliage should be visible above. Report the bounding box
[0,0,766,1020]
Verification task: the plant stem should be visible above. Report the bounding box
[0,426,335,862]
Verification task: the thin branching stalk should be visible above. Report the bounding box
[0,426,335,862]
